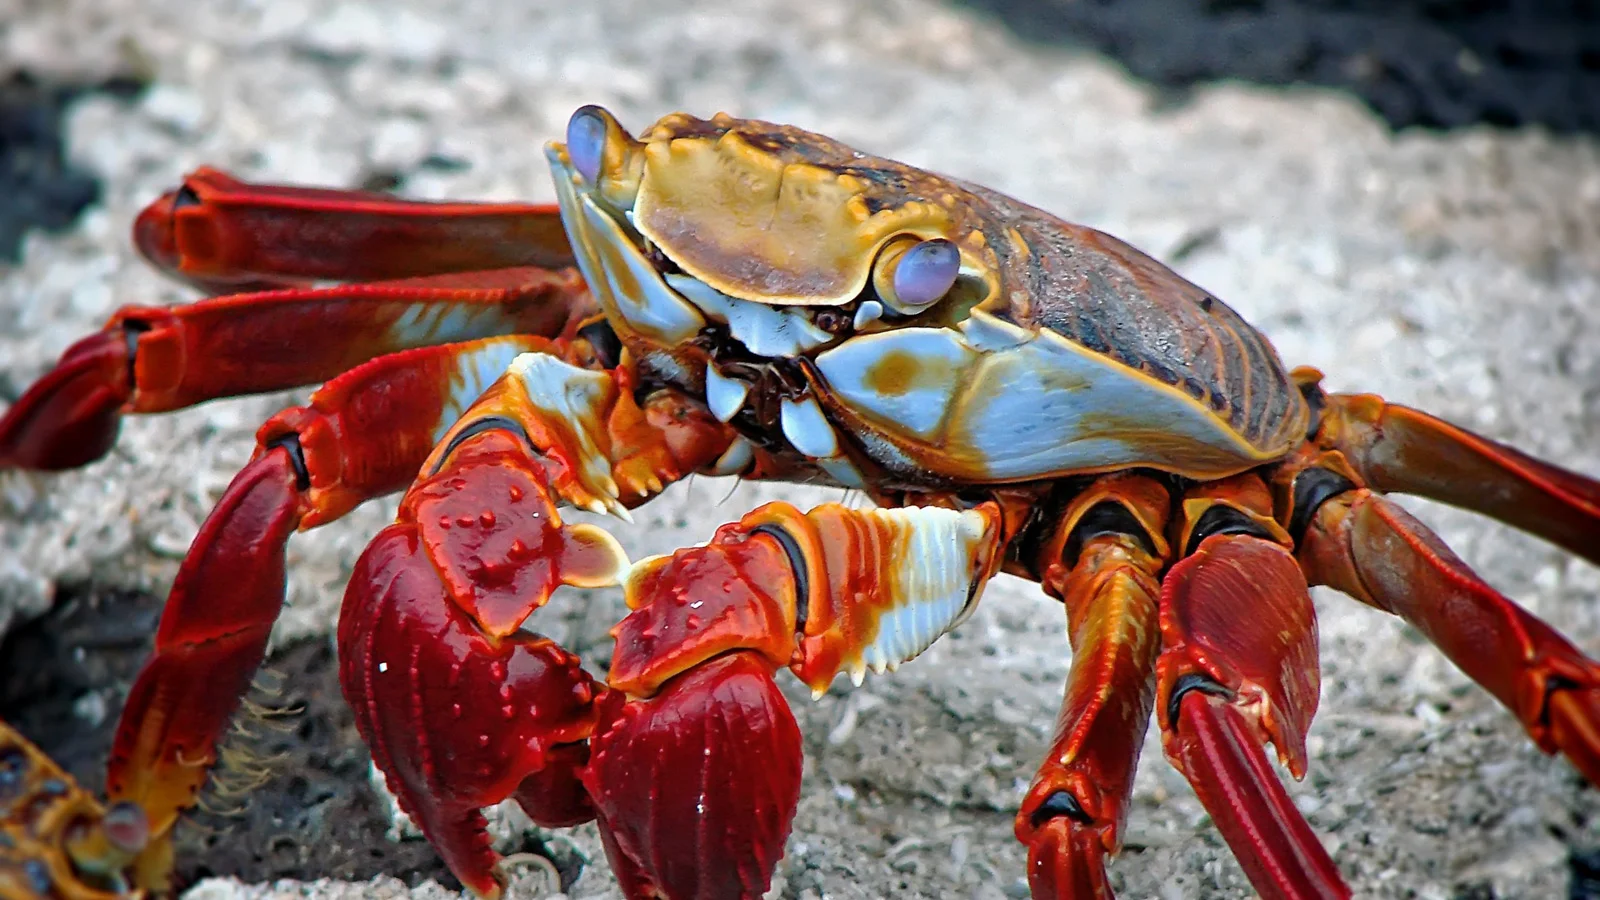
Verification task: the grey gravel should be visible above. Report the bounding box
[2,0,1599,898]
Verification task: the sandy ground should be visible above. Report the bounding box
[3,0,1600,897]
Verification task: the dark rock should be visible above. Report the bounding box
[950,0,1600,132]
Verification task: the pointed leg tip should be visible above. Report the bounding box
[1024,818,1117,900]
[0,332,129,471]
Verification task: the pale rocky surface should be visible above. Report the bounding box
[3,0,1600,898]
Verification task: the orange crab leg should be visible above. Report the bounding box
[0,268,596,471]
[1156,477,1348,900]
[1316,387,1600,566]
[134,167,574,293]
[1015,476,1169,899]
[103,334,551,891]
[1298,484,1600,784]
[338,352,735,898]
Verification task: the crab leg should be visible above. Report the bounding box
[587,499,1006,899]
[1297,483,1600,784]
[338,352,734,898]
[1156,477,1348,900]
[1015,475,1169,899]
[1317,389,1600,566]
[134,167,574,293]
[0,267,595,471]
[103,334,550,891]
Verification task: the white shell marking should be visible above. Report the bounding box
[780,395,840,459]
[668,274,834,357]
[703,366,750,423]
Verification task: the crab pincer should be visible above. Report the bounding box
[337,403,630,897]
[336,467,619,896]
[588,523,808,900]
[337,347,738,897]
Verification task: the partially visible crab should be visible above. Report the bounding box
[1,721,148,900]
[2,105,1598,900]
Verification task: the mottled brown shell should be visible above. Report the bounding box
[957,182,1310,459]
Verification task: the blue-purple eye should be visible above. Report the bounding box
[567,106,607,184]
[891,238,960,308]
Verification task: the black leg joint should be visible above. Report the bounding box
[1165,673,1234,732]
[1063,501,1157,569]
[120,318,152,389]
[1287,468,1358,545]
[172,183,202,212]
[428,415,533,476]
[1029,789,1094,828]
[264,433,311,492]
[1184,505,1277,557]
[752,523,810,634]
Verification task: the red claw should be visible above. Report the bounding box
[585,651,802,900]
[339,524,603,898]
[0,330,130,469]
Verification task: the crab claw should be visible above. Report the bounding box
[339,524,607,898]
[584,651,802,900]
[339,424,629,898]
[0,330,130,470]
[582,528,806,900]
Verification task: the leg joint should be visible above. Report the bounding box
[1064,501,1159,569]
[1184,505,1280,557]
[263,432,310,491]
[1165,672,1234,732]
[1029,789,1094,828]
[1287,467,1358,545]
[428,414,532,476]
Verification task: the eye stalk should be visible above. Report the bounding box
[567,106,607,184]
[873,237,961,315]
[560,105,645,210]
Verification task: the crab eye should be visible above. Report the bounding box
[101,802,150,855]
[878,238,960,313]
[567,106,608,184]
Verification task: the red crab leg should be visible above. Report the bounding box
[338,355,735,898]
[1297,483,1600,785]
[1015,475,1170,899]
[104,334,551,891]
[1317,388,1600,566]
[592,500,1006,900]
[1156,477,1348,900]
[0,267,596,471]
[134,167,574,293]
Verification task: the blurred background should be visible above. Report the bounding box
[2,1,1598,898]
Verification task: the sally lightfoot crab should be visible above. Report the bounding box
[3,105,1598,900]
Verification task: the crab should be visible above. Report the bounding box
[1,720,150,900]
[1,104,1598,900]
